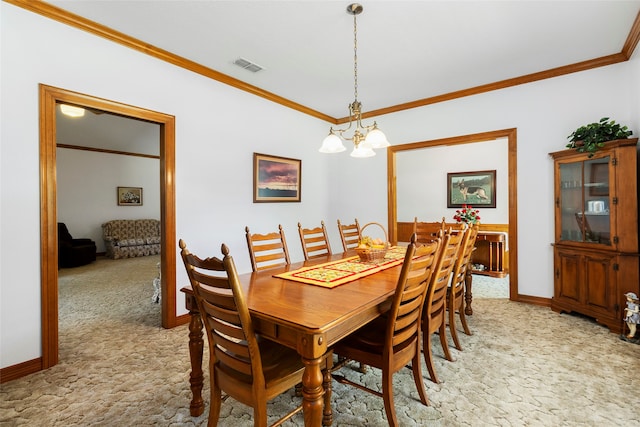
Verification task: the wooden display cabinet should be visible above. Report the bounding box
[549,139,639,334]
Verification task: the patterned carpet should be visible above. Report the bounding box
[1,256,639,426]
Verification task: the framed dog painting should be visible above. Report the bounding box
[447,170,496,208]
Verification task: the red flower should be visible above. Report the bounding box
[453,205,480,224]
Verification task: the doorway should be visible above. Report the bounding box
[39,84,178,369]
[386,128,519,301]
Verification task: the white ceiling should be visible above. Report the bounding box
[48,1,639,154]
[47,0,640,120]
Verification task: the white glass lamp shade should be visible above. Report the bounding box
[319,132,346,153]
[350,143,376,158]
[365,125,389,149]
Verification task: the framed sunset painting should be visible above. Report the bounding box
[253,153,301,202]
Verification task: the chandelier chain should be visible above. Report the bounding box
[353,11,358,102]
[318,3,388,157]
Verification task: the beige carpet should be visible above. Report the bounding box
[1,256,639,426]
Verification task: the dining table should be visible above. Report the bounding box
[180,247,409,427]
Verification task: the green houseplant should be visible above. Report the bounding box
[566,117,633,157]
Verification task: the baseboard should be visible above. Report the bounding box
[175,313,190,326]
[516,294,551,307]
[0,357,42,384]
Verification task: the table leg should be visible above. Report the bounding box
[302,356,325,427]
[464,263,473,315]
[489,242,494,272]
[322,362,333,426]
[187,310,205,417]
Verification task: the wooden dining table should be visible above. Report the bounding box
[180,250,406,427]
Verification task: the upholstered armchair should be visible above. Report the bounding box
[58,222,97,268]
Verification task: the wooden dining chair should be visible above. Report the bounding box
[413,217,445,243]
[180,239,333,427]
[332,234,441,427]
[245,224,291,272]
[414,217,468,241]
[337,218,361,252]
[446,224,479,351]
[298,221,332,260]
[422,227,463,384]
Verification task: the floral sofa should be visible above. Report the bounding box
[102,219,161,259]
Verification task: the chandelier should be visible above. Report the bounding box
[319,3,389,158]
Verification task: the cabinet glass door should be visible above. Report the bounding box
[558,156,611,246]
[559,162,583,242]
[583,156,611,245]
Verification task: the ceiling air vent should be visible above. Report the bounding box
[233,57,264,73]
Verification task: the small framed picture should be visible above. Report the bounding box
[117,186,143,206]
[253,153,301,203]
[447,170,496,208]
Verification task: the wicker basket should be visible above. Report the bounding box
[355,222,389,262]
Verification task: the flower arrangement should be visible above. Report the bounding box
[453,204,480,224]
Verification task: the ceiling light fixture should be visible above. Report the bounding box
[59,104,85,118]
[319,3,389,158]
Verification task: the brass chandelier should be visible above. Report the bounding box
[319,3,389,158]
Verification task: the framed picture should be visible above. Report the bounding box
[447,170,496,208]
[117,186,143,206]
[253,153,301,203]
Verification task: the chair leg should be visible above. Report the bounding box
[208,382,222,427]
[423,331,440,384]
[458,299,472,336]
[449,306,462,351]
[439,322,453,362]
[382,366,399,427]
[411,352,430,406]
[253,403,268,427]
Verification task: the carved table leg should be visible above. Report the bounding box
[464,264,473,315]
[302,356,325,427]
[187,310,205,417]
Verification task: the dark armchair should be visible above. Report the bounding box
[58,223,97,268]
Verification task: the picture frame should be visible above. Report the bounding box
[447,170,496,208]
[117,186,143,206]
[253,153,301,203]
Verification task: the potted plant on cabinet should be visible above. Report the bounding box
[566,117,633,157]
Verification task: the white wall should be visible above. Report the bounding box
[57,148,161,253]
[327,59,639,300]
[0,3,329,368]
[396,138,508,224]
[1,2,639,370]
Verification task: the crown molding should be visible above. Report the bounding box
[6,0,639,125]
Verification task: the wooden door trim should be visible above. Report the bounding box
[386,128,518,301]
[39,84,178,369]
